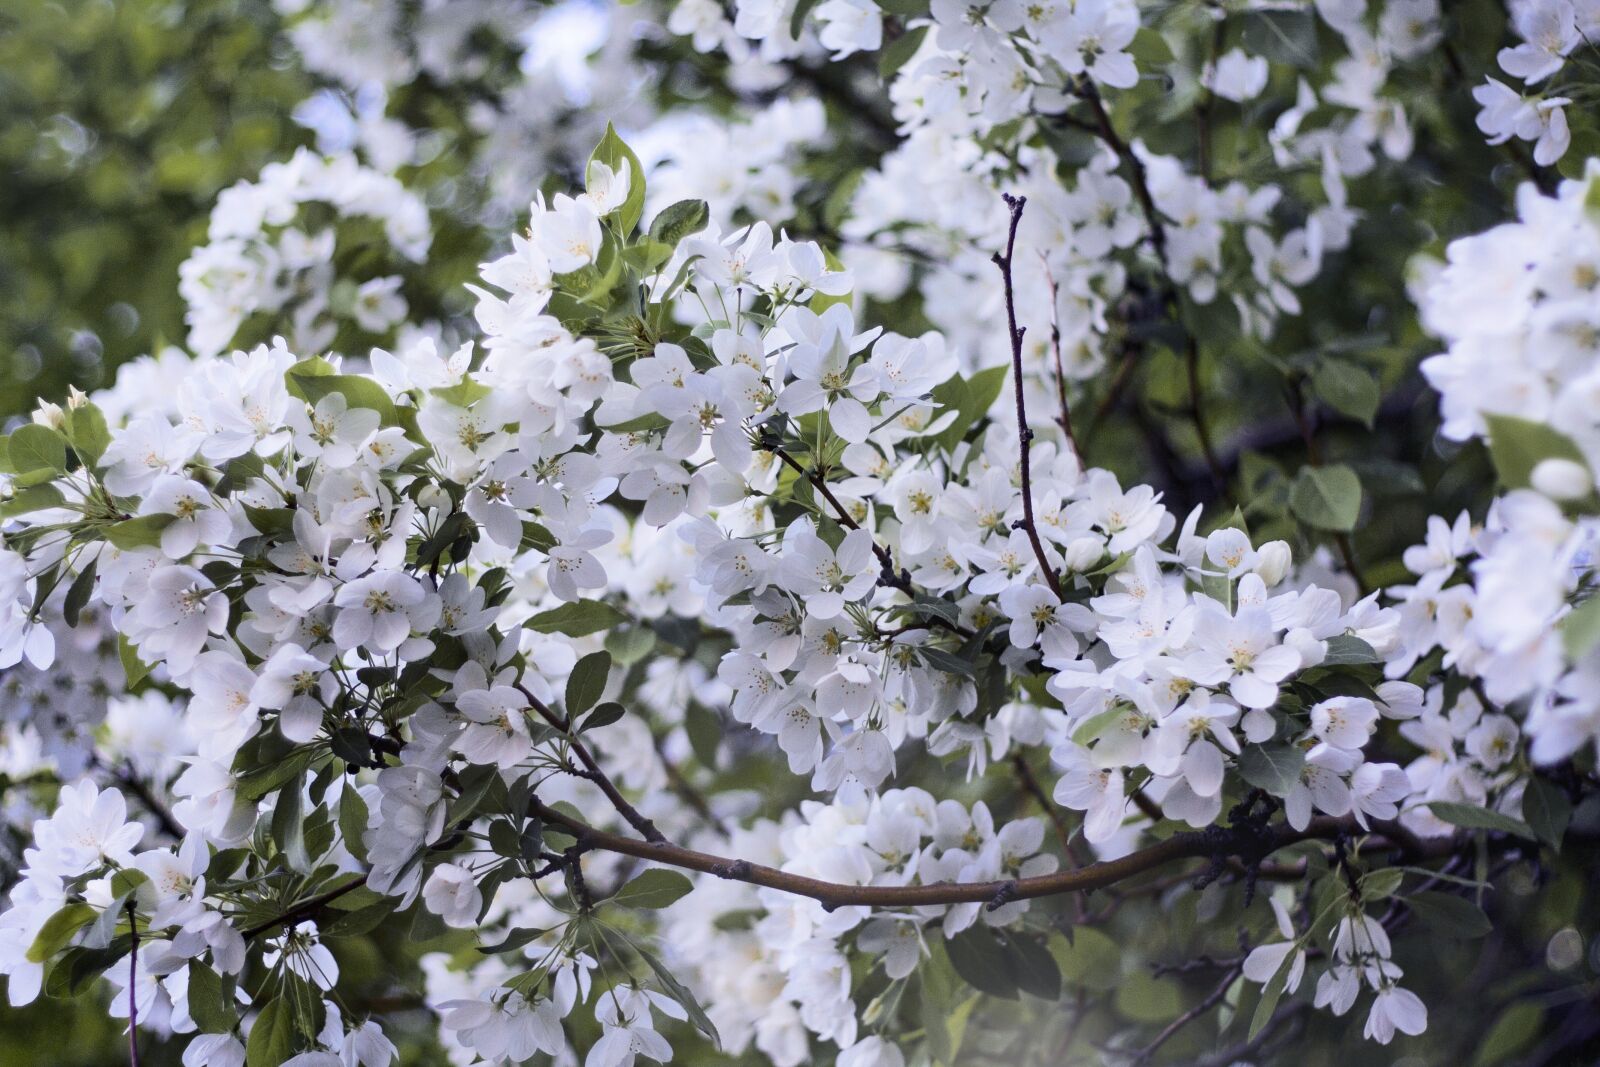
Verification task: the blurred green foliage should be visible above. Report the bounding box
[0,0,308,415]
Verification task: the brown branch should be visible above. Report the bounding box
[527,797,1449,912]
[515,681,666,844]
[993,192,1062,597]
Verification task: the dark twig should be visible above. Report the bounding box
[242,875,368,940]
[127,900,141,1067]
[515,681,666,843]
[993,193,1062,597]
[1133,961,1245,1063]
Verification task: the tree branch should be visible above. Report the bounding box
[993,192,1062,597]
[526,797,1458,912]
[515,681,666,844]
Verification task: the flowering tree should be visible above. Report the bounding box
[2,0,1599,1065]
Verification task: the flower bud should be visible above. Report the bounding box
[1253,540,1292,586]
[1062,536,1105,573]
[66,386,88,410]
[30,402,64,430]
[416,484,451,511]
[1530,457,1592,502]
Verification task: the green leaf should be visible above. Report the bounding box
[1240,9,1319,68]
[118,634,154,689]
[588,123,647,234]
[1002,931,1062,1001]
[920,646,975,678]
[1321,634,1380,665]
[339,787,371,865]
[581,702,626,733]
[65,403,112,466]
[0,483,65,519]
[631,938,721,1046]
[1522,776,1572,852]
[525,599,628,637]
[1472,1002,1545,1066]
[1050,926,1121,991]
[188,961,234,1034]
[929,366,1009,454]
[879,24,928,79]
[1561,595,1600,660]
[62,558,98,628]
[287,362,399,426]
[612,869,695,910]
[271,771,308,871]
[685,702,722,768]
[477,926,551,954]
[1290,463,1362,532]
[945,929,1019,1000]
[104,514,176,549]
[1405,890,1492,939]
[1483,413,1589,491]
[789,0,823,38]
[1128,26,1174,66]
[27,903,96,963]
[1425,801,1536,840]
[646,199,709,256]
[244,505,296,539]
[321,899,399,939]
[1236,744,1305,796]
[566,651,612,716]
[1071,704,1127,747]
[1313,359,1379,427]
[245,996,298,1067]
[8,424,68,475]
[605,625,657,665]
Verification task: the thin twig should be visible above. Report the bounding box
[992,193,1062,597]
[1012,751,1075,855]
[1133,962,1245,1063]
[516,681,666,843]
[242,875,368,940]
[127,899,141,1067]
[1039,254,1083,459]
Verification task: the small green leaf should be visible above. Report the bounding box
[0,483,65,519]
[1522,776,1573,852]
[8,424,68,475]
[1406,890,1492,939]
[62,558,98,628]
[566,651,612,716]
[118,634,153,689]
[612,869,695,910]
[920,647,975,678]
[245,996,298,1067]
[581,702,626,732]
[1472,1001,1545,1066]
[631,938,721,1046]
[65,403,112,465]
[1561,596,1600,660]
[646,199,709,254]
[1483,413,1589,491]
[27,903,96,963]
[104,514,176,550]
[1290,464,1362,532]
[945,929,1019,1000]
[1313,359,1379,427]
[188,961,234,1034]
[879,24,928,79]
[287,363,399,426]
[1321,634,1380,665]
[588,123,647,234]
[1236,744,1305,796]
[525,599,628,637]
[1128,26,1174,66]
[1425,801,1536,840]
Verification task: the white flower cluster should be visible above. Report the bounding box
[179,149,431,358]
[1472,0,1600,165]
